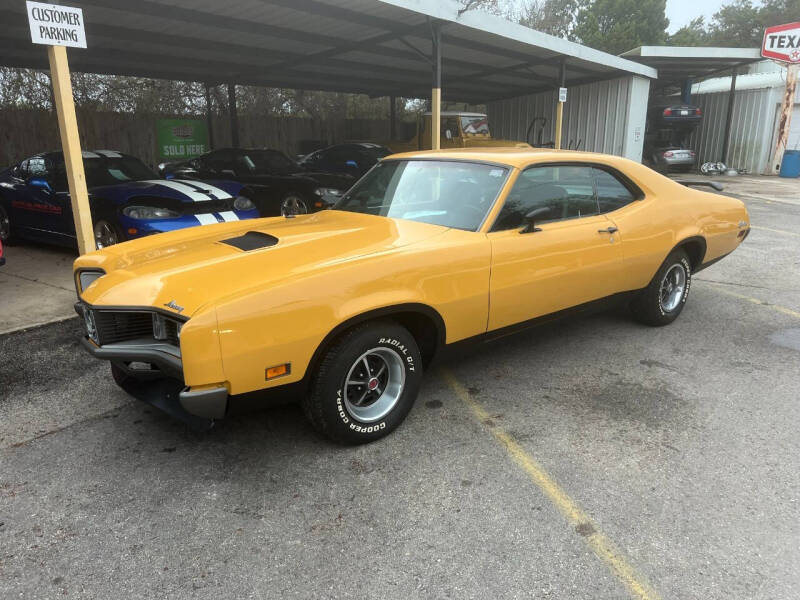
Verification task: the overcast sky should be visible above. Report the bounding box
[665,0,727,33]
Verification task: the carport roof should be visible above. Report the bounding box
[621,46,762,84]
[0,0,656,104]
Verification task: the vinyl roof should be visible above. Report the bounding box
[621,46,762,85]
[1,0,656,104]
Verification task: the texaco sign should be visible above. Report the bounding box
[762,22,800,63]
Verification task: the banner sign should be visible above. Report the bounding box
[27,1,87,48]
[762,22,800,63]
[156,119,209,161]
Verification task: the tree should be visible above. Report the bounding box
[572,0,669,55]
[517,0,579,38]
[707,0,800,47]
[668,17,710,46]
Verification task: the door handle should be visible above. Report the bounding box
[598,226,618,234]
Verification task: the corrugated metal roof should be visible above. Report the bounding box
[0,0,656,103]
[621,46,762,85]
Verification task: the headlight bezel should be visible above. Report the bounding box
[75,268,106,297]
[122,205,181,220]
[233,195,256,211]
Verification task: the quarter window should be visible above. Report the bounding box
[492,165,598,231]
[594,168,636,213]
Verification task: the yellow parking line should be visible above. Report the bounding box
[705,284,800,319]
[442,369,661,600]
[750,225,800,237]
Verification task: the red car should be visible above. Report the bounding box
[0,239,5,266]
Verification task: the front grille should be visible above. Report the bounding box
[93,310,182,347]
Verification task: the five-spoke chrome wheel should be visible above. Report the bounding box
[343,347,406,423]
[94,220,119,249]
[281,195,308,217]
[659,263,686,312]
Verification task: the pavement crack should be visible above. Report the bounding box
[1,406,129,452]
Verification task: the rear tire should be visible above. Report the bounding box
[630,249,692,326]
[302,320,423,444]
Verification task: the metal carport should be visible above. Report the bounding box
[1,0,656,253]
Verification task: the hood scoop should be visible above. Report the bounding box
[220,231,279,251]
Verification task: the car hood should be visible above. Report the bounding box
[88,179,240,203]
[78,210,449,316]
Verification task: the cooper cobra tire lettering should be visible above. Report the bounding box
[303,321,423,444]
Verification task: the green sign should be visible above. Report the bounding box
[156,119,209,160]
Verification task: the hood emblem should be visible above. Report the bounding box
[164,300,184,313]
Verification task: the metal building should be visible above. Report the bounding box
[690,63,800,175]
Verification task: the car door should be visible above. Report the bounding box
[11,156,69,236]
[487,164,625,332]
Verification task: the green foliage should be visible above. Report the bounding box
[667,17,710,46]
[572,0,669,54]
[517,0,579,38]
[668,0,800,48]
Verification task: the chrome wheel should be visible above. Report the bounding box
[281,195,308,217]
[659,263,686,312]
[94,220,119,249]
[0,205,10,242]
[343,347,406,423]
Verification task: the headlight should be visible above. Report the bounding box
[76,269,105,295]
[122,206,180,220]
[82,306,99,344]
[314,188,343,201]
[233,195,255,211]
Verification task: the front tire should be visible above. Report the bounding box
[0,203,15,244]
[630,249,692,326]
[280,194,308,217]
[93,218,125,249]
[303,321,423,444]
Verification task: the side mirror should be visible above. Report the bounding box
[521,207,551,233]
[445,129,453,140]
[27,177,52,193]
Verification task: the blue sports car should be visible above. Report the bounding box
[0,150,259,249]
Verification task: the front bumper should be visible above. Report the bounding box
[79,333,228,430]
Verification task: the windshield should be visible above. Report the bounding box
[334,159,509,231]
[79,156,156,187]
[236,150,297,174]
[461,116,490,136]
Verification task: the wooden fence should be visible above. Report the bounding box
[0,108,414,169]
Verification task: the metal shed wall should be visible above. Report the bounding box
[690,88,780,175]
[691,77,800,175]
[487,75,650,161]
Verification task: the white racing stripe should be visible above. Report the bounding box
[185,181,233,200]
[218,211,239,222]
[195,214,219,226]
[147,179,212,201]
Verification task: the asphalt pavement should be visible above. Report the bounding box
[1,184,799,599]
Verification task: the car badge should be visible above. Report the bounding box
[164,300,184,313]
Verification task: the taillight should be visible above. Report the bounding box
[663,108,673,116]
[690,151,696,157]
[695,108,702,116]
[664,151,674,158]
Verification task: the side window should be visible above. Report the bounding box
[204,150,233,173]
[492,165,598,231]
[27,157,48,179]
[594,168,636,213]
[19,160,30,178]
[441,117,460,139]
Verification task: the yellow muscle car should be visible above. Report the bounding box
[74,148,749,443]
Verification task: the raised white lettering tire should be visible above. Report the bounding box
[303,320,423,444]
[630,248,692,326]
